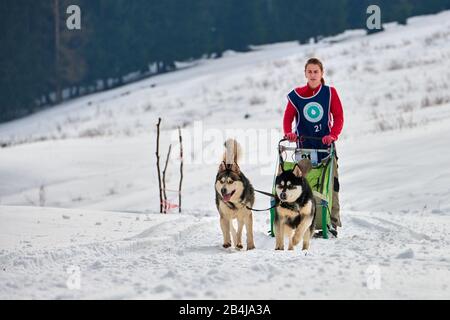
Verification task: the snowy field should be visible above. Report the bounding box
[1,11,450,299]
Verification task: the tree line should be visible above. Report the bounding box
[1,0,448,123]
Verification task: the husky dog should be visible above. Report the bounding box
[215,139,255,250]
[274,162,316,251]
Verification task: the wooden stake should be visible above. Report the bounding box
[156,118,163,213]
[162,144,172,213]
[178,127,183,213]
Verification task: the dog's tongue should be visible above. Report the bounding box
[223,193,232,202]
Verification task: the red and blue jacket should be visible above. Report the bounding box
[283,83,344,144]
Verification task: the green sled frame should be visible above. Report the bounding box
[269,138,335,239]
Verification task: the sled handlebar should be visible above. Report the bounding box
[280,135,323,143]
[278,136,332,153]
[279,135,324,149]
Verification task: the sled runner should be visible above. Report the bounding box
[269,136,336,239]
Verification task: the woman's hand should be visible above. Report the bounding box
[285,132,297,142]
[322,135,337,145]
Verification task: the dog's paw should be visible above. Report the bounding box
[235,244,243,250]
[301,249,309,256]
[223,243,232,249]
[247,244,255,251]
[275,247,284,251]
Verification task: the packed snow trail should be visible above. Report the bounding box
[1,206,448,299]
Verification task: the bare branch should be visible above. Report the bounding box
[156,118,163,213]
[178,127,183,213]
[162,144,172,214]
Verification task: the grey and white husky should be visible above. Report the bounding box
[215,139,255,250]
[274,162,316,251]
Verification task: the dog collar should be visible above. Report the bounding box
[280,202,299,211]
[224,201,245,210]
[224,201,236,210]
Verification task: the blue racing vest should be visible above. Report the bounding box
[288,85,331,161]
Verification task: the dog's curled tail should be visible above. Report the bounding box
[223,139,242,165]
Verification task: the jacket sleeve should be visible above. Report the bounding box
[283,101,297,135]
[329,87,344,139]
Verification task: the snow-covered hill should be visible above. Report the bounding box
[1,11,450,299]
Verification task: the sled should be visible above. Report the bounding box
[269,136,336,239]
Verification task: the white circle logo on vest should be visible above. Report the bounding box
[303,102,324,123]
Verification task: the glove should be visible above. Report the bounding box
[322,135,337,146]
[285,132,297,142]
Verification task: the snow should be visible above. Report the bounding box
[1,10,450,299]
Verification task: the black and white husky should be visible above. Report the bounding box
[274,162,316,252]
[215,139,255,250]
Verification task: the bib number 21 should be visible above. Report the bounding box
[314,124,322,132]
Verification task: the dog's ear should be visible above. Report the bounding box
[230,162,241,174]
[297,158,312,176]
[219,161,227,172]
[277,163,284,175]
[292,164,303,177]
